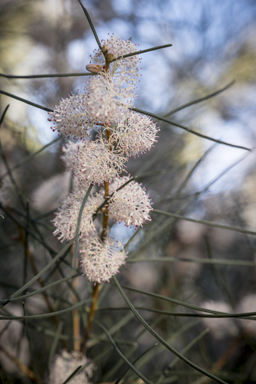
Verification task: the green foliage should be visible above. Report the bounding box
[1,2,256,384]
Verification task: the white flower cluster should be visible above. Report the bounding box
[109,111,159,158]
[90,33,141,89]
[71,137,127,185]
[52,189,103,242]
[80,236,127,283]
[49,350,96,384]
[108,176,153,227]
[50,34,158,283]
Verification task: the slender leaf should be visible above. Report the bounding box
[170,144,216,202]
[118,284,256,317]
[0,104,10,126]
[8,239,74,301]
[113,277,228,384]
[152,209,256,236]
[95,320,153,384]
[62,366,82,384]
[127,256,256,267]
[73,184,93,268]
[156,330,209,384]
[0,72,96,79]
[111,44,173,62]
[0,274,80,304]
[97,305,256,320]
[132,107,251,151]
[0,137,60,180]
[77,0,102,49]
[164,81,235,116]
[0,90,53,112]
[0,298,91,320]
[115,344,158,384]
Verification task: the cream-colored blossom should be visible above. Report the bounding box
[52,189,103,242]
[90,33,140,86]
[109,111,160,157]
[72,137,127,185]
[85,72,134,125]
[48,93,94,139]
[49,350,96,384]
[80,235,127,283]
[108,176,153,227]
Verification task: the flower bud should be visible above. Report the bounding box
[101,44,109,54]
[86,64,102,73]
[106,51,116,62]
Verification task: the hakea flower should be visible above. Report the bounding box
[108,176,153,227]
[109,111,160,157]
[90,33,140,86]
[85,72,134,125]
[48,93,94,140]
[49,350,96,384]
[72,137,127,185]
[80,236,127,283]
[52,188,103,242]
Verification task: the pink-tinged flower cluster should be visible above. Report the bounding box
[108,176,153,227]
[86,72,133,125]
[49,350,96,384]
[71,138,127,185]
[48,93,93,139]
[80,236,127,283]
[109,111,160,157]
[48,34,141,138]
[90,33,140,87]
[52,189,103,242]
[50,34,159,283]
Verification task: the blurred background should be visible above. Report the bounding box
[1,0,256,383]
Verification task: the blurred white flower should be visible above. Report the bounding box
[32,172,71,212]
[49,350,96,384]
[72,138,127,185]
[48,93,94,140]
[80,235,127,283]
[52,188,103,242]
[110,111,160,157]
[200,300,238,339]
[237,294,256,336]
[108,176,153,227]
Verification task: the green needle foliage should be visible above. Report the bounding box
[0,2,256,384]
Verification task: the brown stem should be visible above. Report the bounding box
[72,244,81,352]
[9,205,68,350]
[0,344,40,382]
[81,282,101,353]
[198,335,243,384]
[16,226,59,323]
[81,56,112,353]
[81,176,109,352]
